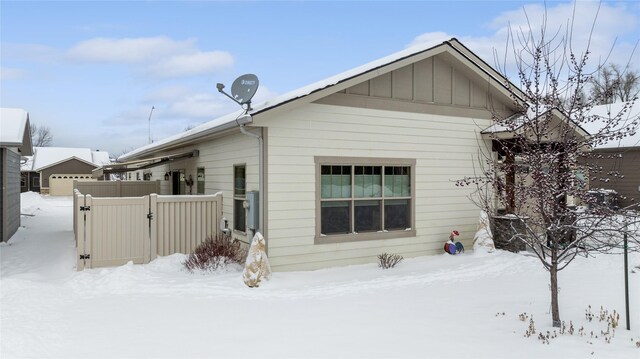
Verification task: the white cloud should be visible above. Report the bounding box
[409,2,640,72]
[2,43,61,62]
[166,92,230,118]
[0,67,26,80]
[406,32,454,48]
[66,36,234,79]
[147,51,234,78]
[67,36,195,63]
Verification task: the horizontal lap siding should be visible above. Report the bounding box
[2,149,22,242]
[265,103,491,271]
[140,133,259,244]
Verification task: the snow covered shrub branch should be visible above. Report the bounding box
[183,233,247,272]
[377,253,404,269]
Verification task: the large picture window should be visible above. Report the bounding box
[233,165,246,232]
[316,157,415,244]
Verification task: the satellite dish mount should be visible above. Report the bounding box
[216,74,259,113]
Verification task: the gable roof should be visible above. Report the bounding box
[121,38,526,161]
[481,102,640,149]
[23,147,112,172]
[481,107,590,140]
[0,108,33,155]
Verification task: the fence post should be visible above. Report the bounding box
[149,194,158,262]
[76,193,85,271]
[116,180,122,197]
[85,195,93,269]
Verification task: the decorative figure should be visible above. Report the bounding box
[242,232,271,288]
[444,230,464,255]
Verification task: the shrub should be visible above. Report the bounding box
[377,253,403,269]
[183,233,246,272]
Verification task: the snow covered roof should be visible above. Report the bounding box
[582,101,640,150]
[91,150,112,166]
[481,107,590,139]
[0,108,33,155]
[121,38,524,161]
[23,147,112,172]
[21,156,34,171]
[480,101,640,150]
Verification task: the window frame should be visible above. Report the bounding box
[233,164,247,233]
[314,156,416,244]
[196,167,205,195]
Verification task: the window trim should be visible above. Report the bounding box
[196,167,205,195]
[314,156,416,244]
[233,164,247,234]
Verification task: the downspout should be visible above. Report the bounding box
[236,115,265,246]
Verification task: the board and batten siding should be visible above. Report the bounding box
[263,103,492,271]
[137,130,259,245]
[1,148,22,242]
[334,53,512,115]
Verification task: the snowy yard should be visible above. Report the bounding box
[1,193,639,358]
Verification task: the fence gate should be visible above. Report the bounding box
[77,194,150,270]
[75,192,222,270]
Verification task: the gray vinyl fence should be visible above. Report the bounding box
[74,190,223,271]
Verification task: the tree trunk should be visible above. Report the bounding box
[550,252,561,327]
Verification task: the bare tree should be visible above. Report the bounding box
[30,123,53,147]
[458,5,640,327]
[590,64,640,104]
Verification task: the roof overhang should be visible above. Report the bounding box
[93,150,199,178]
[481,108,590,143]
[35,156,97,172]
[0,111,33,156]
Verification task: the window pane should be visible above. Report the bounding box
[321,201,351,235]
[234,166,246,197]
[354,200,381,233]
[385,199,410,230]
[321,165,351,198]
[355,166,381,198]
[197,168,205,194]
[234,199,246,232]
[384,166,410,197]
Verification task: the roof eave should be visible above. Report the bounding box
[119,112,251,161]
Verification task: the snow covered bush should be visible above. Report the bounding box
[183,234,246,272]
[377,253,403,269]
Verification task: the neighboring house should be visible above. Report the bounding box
[583,102,640,209]
[1,108,33,242]
[111,38,527,271]
[21,147,111,195]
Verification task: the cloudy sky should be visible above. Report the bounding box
[1,1,639,156]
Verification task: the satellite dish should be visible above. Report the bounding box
[231,74,259,104]
[216,74,259,111]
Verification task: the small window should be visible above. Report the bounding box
[234,165,246,232]
[197,168,205,195]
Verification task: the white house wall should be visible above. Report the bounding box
[139,130,259,244]
[261,103,492,271]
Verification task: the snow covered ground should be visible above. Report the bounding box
[1,193,639,358]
